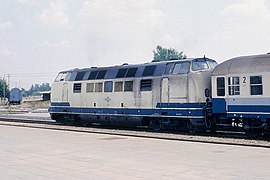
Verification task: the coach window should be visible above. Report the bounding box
[217,77,225,96]
[192,59,208,71]
[124,81,133,92]
[140,79,152,91]
[172,62,190,74]
[228,77,240,95]
[250,76,263,95]
[104,81,113,92]
[86,83,94,93]
[115,81,123,92]
[95,82,103,92]
[73,83,82,93]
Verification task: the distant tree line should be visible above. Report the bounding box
[0,81,51,99]
[0,78,9,100]
[22,83,51,97]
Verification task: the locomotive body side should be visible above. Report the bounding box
[49,58,217,130]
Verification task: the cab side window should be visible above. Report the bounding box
[172,62,190,74]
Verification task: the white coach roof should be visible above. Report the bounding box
[212,53,270,76]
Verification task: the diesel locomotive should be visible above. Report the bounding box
[49,53,270,135]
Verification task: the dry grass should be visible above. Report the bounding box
[0,100,50,112]
[21,100,50,109]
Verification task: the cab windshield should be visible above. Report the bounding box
[55,72,70,82]
[207,60,218,69]
[192,59,218,71]
[192,59,209,71]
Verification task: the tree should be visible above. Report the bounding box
[0,78,9,100]
[152,45,187,62]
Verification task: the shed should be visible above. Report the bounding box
[40,91,51,101]
[9,88,22,104]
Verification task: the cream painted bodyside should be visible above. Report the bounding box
[212,72,270,99]
[51,71,212,109]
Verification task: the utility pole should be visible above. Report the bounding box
[3,75,5,107]
[7,74,10,91]
[7,74,10,108]
[2,74,10,108]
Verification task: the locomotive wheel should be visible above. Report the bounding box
[58,116,70,125]
[56,116,69,124]
[150,119,161,131]
[56,115,80,126]
[186,121,196,134]
[205,118,212,129]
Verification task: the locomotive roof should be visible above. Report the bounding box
[62,58,195,73]
[56,57,217,81]
[212,53,270,76]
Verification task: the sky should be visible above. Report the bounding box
[1,0,270,89]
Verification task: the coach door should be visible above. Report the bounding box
[62,83,68,102]
[161,77,169,103]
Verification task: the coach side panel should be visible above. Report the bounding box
[212,72,270,118]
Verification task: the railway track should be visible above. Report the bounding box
[0,116,269,148]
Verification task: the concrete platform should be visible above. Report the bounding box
[0,112,51,121]
[0,125,269,179]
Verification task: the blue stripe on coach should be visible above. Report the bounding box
[212,98,226,114]
[227,112,270,119]
[228,105,270,113]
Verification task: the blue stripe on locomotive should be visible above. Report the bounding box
[51,102,70,106]
[156,103,204,108]
[49,102,206,119]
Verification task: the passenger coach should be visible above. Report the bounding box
[49,57,217,130]
[211,53,270,133]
